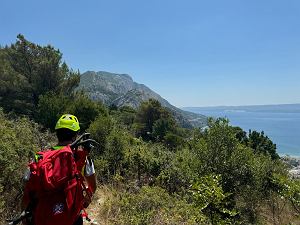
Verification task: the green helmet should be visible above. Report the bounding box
[55,114,80,131]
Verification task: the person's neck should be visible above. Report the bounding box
[57,140,72,146]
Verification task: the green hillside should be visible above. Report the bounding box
[1,35,300,225]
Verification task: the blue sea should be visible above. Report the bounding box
[184,106,300,157]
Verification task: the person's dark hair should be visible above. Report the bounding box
[56,128,78,143]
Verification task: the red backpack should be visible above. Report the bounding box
[24,145,85,225]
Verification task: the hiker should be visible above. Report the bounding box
[22,114,96,225]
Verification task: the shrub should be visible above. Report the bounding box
[191,175,238,225]
[156,148,198,194]
[103,186,205,225]
[0,109,54,220]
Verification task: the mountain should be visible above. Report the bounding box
[78,71,207,128]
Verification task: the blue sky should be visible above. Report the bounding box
[1,0,300,107]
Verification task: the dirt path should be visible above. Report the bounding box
[83,186,110,225]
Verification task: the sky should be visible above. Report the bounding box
[1,0,300,107]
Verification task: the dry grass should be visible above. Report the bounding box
[84,185,117,225]
[258,196,300,225]
[84,185,300,225]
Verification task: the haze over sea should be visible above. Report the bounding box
[183,104,300,157]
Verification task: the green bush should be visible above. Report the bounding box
[0,109,54,219]
[124,142,175,186]
[191,175,238,225]
[105,130,128,176]
[268,173,300,216]
[88,115,113,152]
[104,186,205,225]
[187,118,288,224]
[156,148,198,194]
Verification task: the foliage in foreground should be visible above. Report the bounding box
[0,110,54,219]
[102,186,204,225]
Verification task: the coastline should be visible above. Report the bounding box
[185,109,300,157]
[281,155,300,178]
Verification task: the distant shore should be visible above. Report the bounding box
[184,106,300,157]
[281,155,300,178]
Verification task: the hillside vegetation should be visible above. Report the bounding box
[1,35,300,225]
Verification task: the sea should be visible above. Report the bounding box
[183,106,300,157]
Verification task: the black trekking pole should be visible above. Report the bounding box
[70,133,100,153]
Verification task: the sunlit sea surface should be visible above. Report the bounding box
[185,108,300,157]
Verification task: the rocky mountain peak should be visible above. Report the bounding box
[78,71,207,128]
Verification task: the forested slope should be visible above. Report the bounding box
[1,35,300,225]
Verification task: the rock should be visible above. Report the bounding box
[289,167,300,178]
[78,71,208,128]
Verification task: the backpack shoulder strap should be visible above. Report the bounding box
[34,149,49,162]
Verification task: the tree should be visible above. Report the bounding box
[152,118,176,142]
[110,106,136,130]
[67,92,107,131]
[231,126,248,144]
[0,34,80,116]
[230,125,279,160]
[35,92,71,130]
[134,99,163,140]
[248,130,279,160]
[0,47,32,115]
[134,99,177,142]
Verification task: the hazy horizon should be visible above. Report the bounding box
[182,103,300,108]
